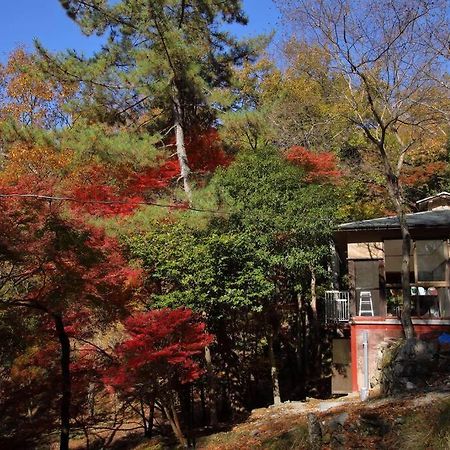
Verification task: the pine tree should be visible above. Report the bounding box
[43,0,260,204]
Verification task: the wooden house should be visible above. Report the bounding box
[327,192,450,396]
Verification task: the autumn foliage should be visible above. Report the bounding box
[128,127,231,191]
[286,145,341,182]
[0,48,76,127]
[104,308,213,390]
[103,308,212,445]
[0,176,140,312]
[401,161,448,187]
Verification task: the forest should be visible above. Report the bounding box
[0,0,449,449]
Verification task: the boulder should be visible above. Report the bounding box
[380,338,439,394]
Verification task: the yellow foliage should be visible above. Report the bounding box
[0,48,77,127]
[0,142,73,183]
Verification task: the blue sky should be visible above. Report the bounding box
[0,0,281,61]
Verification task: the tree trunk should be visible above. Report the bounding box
[398,209,415,339]
[200,384,207,424]
[163,400,187,448]
[146,393,156,438]
[296,293,305,379]
[310,266,317,314]
[204,346,218,427]
[54,314,71,450]
[375,139,415,339]
[308,266,321,379]
[329,242,340,289]
[268,331,281,405]
[383,169,415,339]
[172,83,193,205]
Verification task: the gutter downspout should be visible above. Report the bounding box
[360,330,369,401]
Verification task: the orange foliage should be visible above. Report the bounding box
[401,161,448,187]
[0,124,229,218]
[0,48,76,127]
[286,145,341,182]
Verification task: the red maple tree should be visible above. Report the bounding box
[128,127,231,193]
[0,175,140,450]
[103,308,213,446]
[286,145,341,182]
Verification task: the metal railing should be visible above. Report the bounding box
[324,290,350,323]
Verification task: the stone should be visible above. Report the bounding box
[318,401,343,412]
[307,412,322,448]
[327,412,349,431]
[380,338,440,394]
[322,432,331,444]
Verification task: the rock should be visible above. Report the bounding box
[307,412,322,448]
[318,401,343,412]
[380,338,440,394]
[327,412,349,432]
[331,432,346,449]
[359,412,391,436]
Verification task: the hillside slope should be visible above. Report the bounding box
[193,389,450,450]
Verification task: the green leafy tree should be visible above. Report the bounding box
[128,224,274,421]
[128,146,342,408]
[213,146,341,402]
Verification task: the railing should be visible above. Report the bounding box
[325,290,350,323]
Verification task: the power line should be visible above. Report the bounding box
[0,193,224,215]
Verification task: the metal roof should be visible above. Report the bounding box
[416,192,450,205]
[338,209,450,231]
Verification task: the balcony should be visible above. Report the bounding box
[324,290,350,323]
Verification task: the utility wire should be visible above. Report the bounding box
[0,193,224,214]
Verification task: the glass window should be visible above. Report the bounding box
[354,260,381,316]
[384,240,414,285]
[416,240,447,282]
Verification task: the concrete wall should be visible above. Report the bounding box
[332,338,352,394]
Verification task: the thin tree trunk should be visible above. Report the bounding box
[268,331,281,405]
[296,293,303,373]
[140,396,148,435]
[204,346,218,427]
[329,242,340,289]
[375,140,415,339]
[163,401,187,448]
[200,384,207,424]
[383,171,415,339]
[172,83,192,204]
[303,301,310,378]
[54,314,71,450]
[309,266,321,378]
[146,393,156,438]
[295,293,306,399]
[310,266,317,314]
[398,209,415,339]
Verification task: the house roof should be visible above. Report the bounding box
[416,191,450,205]
[338,209,450,232]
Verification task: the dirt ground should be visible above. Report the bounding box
[194,388,450,450]
[63,384,450,449]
